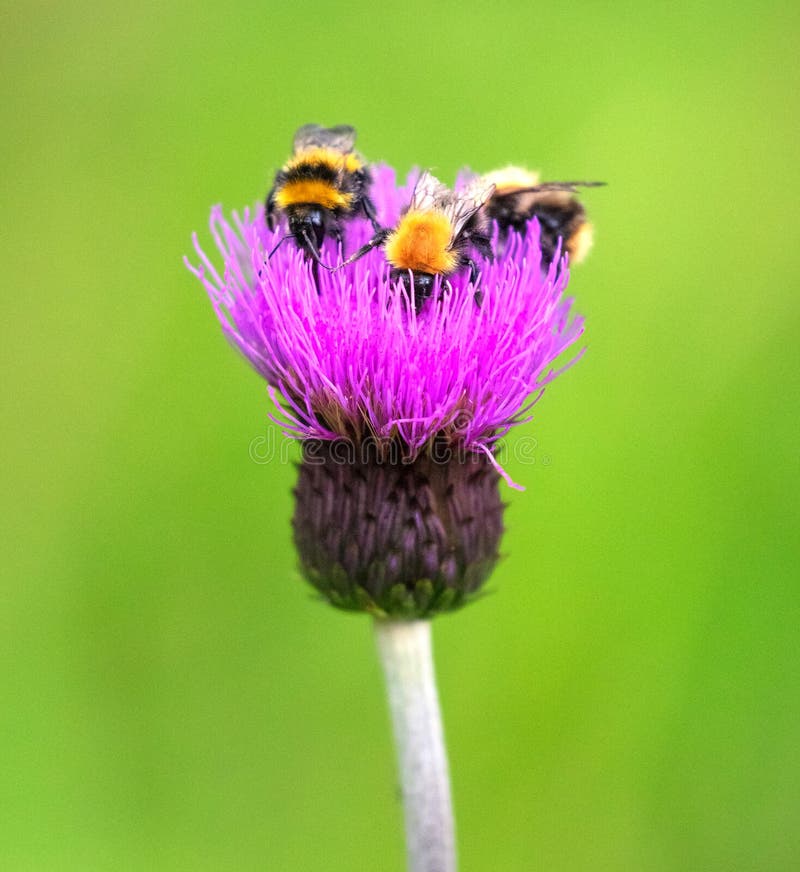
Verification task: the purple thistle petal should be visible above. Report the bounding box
[187,166,585,477]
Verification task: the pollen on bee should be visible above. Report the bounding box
[385,210,459,275]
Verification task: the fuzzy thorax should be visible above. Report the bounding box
[274,179,355,212]
[292,441,505,618]
[283,146,363,174]
[385,210,459,276]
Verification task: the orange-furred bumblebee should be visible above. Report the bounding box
[339,171,495,310]
[265,124,382,264]
[481,166,604,267]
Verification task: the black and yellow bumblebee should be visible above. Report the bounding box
[265,124,382,264]
[339,171,495,310]
[481,166,604,267]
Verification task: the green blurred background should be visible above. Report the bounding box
[3,1,798,869]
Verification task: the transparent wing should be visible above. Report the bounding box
[408,171,451,212]
[461,175,496,206]
[493,180,606,198]
[444,177,495,239]
[292,123,357,153]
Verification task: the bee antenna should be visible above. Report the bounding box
[301,230,332,271]
[267,234,293,260]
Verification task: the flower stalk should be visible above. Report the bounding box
[375,619,456,872]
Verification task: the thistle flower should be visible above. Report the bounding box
[186,165,584,618]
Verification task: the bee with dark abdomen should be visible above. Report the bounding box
[481,166,604,267]
[265,124,382,265]
[338,171,495,311]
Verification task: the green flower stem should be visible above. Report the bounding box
[375,619,456,872]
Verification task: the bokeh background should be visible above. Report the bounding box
[3,1,799,869]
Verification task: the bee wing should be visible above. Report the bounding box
[444,177,496,240]
[292,123,357,153]
[408,171,451,212]
[495,180,606,197]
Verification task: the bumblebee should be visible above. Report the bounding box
[339,171,495,310]
[265,124,382,264]
[481,166,604,266]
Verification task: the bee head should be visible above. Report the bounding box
[289,207,326,251]
[391,269,435,311]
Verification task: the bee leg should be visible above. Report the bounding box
[336,229,390,269]
[435,279,453,304]
[265,187,278,230]
[330,223,344,256]
[361,196,383,234]
[465,258,483,307]
[470,233,494,262]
